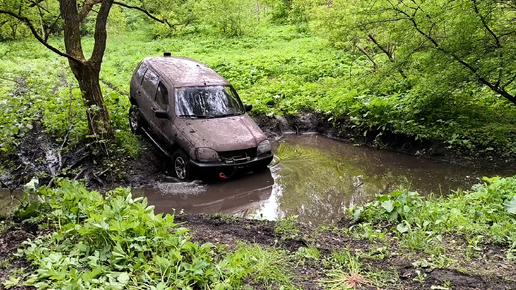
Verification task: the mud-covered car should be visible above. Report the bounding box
[128,54,273,180]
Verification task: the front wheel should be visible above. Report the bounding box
[172,150,194,181]
[128,105,143,135]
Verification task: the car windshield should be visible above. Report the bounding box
[175,86,245,118]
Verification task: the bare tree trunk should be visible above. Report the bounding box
[72,61,113,138]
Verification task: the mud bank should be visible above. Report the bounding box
[252,113,515,169]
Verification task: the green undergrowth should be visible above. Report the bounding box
[4,179,302,289]
[2,177,516,289]
[348,176,516,259]
[2,25,516,161]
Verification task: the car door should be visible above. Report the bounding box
[153,81,176,147]
[139,69,160,133]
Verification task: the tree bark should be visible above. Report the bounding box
[59,0,113,138]
[74,61,113,138]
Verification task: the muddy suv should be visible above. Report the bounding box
[129,54,273,180]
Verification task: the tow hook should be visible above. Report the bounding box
[219,172,227,179]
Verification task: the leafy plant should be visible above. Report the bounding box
[12,179,259,289]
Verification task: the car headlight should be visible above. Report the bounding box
[195,148,220,162]
[257,140,271,156]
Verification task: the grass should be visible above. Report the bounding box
[2,24,516,162]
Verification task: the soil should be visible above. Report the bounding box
[252,112,516,169]
[1,112,513,192]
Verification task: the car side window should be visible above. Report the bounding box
[141,69,159,98]
[155,82,168,111]
[135,62,148,84]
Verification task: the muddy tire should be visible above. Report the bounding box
[129,105,143,135]
[172,149,194,181]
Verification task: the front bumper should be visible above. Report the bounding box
[189,154,274,175]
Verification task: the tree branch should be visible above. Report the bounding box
[472,0,504,87]
[356,45,378,71]
[389,0,516,104]
[0,9,82,63]
[368,34,393,60]
[113,1,172,27]
[27,0,50,14]
[78,0,102,22]
[90,0,113,65]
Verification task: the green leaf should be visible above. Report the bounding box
[381,200,394,213]
[504,196,516,214]
[396,222,409,233]
[117,272,130,285]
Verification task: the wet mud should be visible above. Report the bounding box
[252,113,516,169]
[1,214,514,290]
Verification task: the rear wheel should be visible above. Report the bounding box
[172,149,194,181]
[129,105,143,135]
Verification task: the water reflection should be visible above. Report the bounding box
[253,135,510,225]
[133,169,274,217]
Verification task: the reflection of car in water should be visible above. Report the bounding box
[128,54,273,181]
[134,169,274,217]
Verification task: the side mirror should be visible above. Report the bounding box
[244,104,253,112]
[155,110,169,119]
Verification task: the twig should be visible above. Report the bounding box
[74,167,87,180]
[97,168,110,177]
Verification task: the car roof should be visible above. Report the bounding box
[143,56,231,87]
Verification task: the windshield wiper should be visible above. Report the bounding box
[178,114,213,119]
[214,113,243,118]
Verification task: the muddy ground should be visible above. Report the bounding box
[1,215,515,289]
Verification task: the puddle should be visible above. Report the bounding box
[132,170,274,217]
[0,189,21,217]
[135,134,515,225]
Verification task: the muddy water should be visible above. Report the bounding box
[135,134,514,225]
[0,189,20,217]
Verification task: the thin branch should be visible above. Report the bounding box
[472,0,501,48]
[113,1,173,27]
[472,0,504,87]
[0,9,82,63]
[503,72,516,88]
[27,0,50,13]
[390,1,516,104]
[356,45,378,71]
[368,34,393,60]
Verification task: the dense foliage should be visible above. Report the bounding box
[349,176,516,258]
[9,179,295,289]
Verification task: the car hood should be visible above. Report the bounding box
[175,114,267,152]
